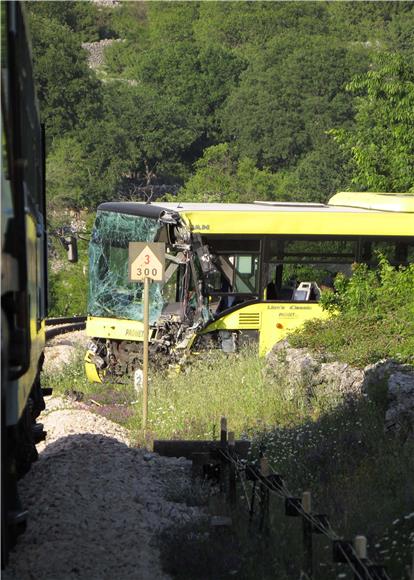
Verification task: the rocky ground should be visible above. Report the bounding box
[4,393,204,580]
[43,329,88,374]
[267,340,414,439]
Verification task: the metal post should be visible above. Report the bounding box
[302,491,313,578]
[142,276,150,434]
[259,456,270,533]
[219,417,228,492]
[228,431,236,505]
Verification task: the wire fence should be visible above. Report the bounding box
[200,416,395,580]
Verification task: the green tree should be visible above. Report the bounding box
[326,1,410,43]
[272,142,353,203]
[47,82,203,208]
[221,33,366,171]
[104,2,149,76]
[178,144,280,203]
[195,2,330,52]
[46,136,86,210]
[333,52,414,192]
[26,1,115,42]
[27,11,102,144]
[106,1,244,167]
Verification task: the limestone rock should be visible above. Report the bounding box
[267,341,414,438]
[385,370,414,439]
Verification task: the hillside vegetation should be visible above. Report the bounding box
[28,2,414,318]
[27,1,414,212]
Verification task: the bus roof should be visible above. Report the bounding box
[97,193,414,237]
[329,192,414,213]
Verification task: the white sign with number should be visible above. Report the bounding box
[129,242,165,282]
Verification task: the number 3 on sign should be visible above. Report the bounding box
[129,242,165,282]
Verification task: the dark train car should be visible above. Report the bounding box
[1,1,48,566]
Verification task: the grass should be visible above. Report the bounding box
[129,347,298,444]
[252,397,414,579]
[289,310,414,367]
[42,345,414,578]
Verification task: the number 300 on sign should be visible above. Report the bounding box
[137,267,158,277]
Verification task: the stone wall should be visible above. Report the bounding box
[82,39,122,69]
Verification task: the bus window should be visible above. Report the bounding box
[202,237,261,308]
[162,266,179,303]
[207,255,259,294]
[264,238,357,301]
[234,255,260,293]
[364,239,414,266]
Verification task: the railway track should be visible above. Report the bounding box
[45,316,86,341]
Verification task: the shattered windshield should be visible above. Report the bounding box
[88,210,164,322]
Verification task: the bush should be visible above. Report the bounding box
[48,259,88,317]
[47,212,93,317]
[289,258,414,366]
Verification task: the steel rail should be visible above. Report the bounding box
[45,322,86,341]
[45,316,87,326]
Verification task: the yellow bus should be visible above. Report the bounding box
[85,192,414,382]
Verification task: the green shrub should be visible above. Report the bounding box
[290,258,414,366]
[47,212,93,317]
[48,259,88,317]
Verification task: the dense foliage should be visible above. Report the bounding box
[290,259,414,365]
[27,1,414,211]
[27,2,413,315]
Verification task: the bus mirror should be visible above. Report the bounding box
[66,236,78,263]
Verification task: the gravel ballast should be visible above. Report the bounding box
[4,399,201,580]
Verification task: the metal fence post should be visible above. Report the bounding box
[219,417,228,493]
[228,431,237,505]
[302,491,313,578]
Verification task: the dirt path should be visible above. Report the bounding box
[4,398,201,580]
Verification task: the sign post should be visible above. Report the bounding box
[129,242,165,435]
[142,276,150,431]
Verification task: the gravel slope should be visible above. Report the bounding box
[4,398,201,580]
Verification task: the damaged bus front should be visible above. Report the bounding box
[85,202,212,382]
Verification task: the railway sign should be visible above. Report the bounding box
[128,242,165,282]
[128,242,165,436]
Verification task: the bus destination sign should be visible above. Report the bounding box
[129,242,165,282]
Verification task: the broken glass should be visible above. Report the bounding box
[88,210,164,323]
